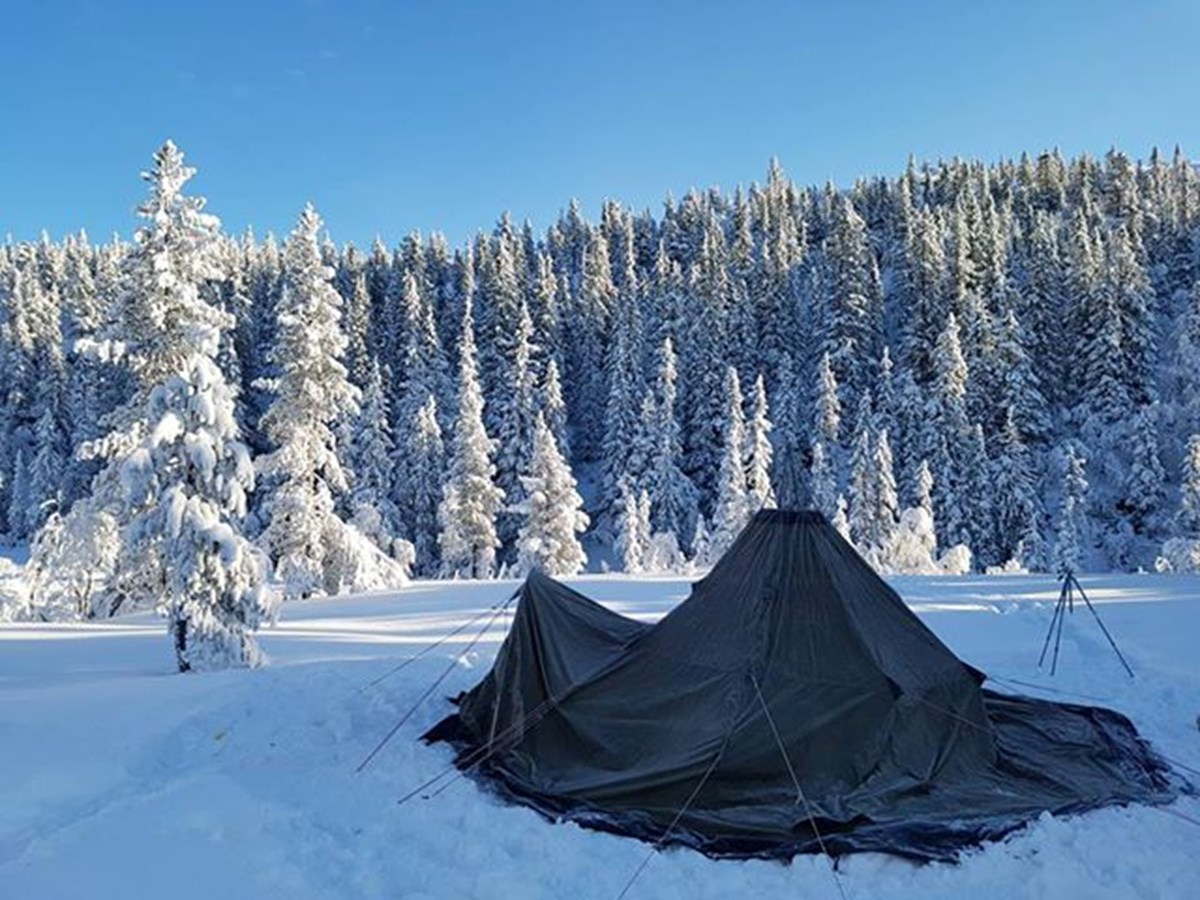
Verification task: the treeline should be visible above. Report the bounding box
[4,145,1200,596]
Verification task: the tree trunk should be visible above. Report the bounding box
[174,618,191,673]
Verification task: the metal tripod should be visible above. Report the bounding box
[1037,570,1134,678]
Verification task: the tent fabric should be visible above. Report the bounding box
[424,510,1177,861]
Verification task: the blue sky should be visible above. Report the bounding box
[2,0,1197,248]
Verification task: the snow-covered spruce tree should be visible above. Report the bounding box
[516,412,589,576]
[745,373,774,514]
[914,459,935,522]
[601,289,645,516]
[613,478,646,574]
[847,392,876,550]
[770,353,806,509]
[990,407,1045,569]
[1178,434,1200,533]
[809,439,837,523]
[438,294,505,579]
[708,367,750,560]
[257,204,400,600]
[539,356,570,462]
[815,350,841,446]
[822,193,883,410]
[5,449,32,542]
[642,336,699,545]
[832,494,851,540]
[1053,442,1089,575]
[347,359,401,553]
[71,141,275,670]
[492,294,539,557]
[27,405,66,533]
[873,428,900,552]
[398,393,445,577]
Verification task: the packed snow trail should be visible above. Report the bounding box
[1,574,1198,899]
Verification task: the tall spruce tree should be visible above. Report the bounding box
[257,204,365,600]
[438,295,505,579]
[74,141,275,669]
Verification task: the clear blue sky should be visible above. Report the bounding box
[2,0,1197,248]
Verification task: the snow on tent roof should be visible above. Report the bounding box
[424,509,1178,862]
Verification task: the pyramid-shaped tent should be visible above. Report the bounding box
[426,510,1174,860]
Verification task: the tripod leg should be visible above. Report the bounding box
[1071,574,1135,678]
[1039,578,1069,668]
[1050,577,1071,676]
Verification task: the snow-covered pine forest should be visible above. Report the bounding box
[5,144,1200,636]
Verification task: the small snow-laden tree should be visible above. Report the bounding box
[0,556,29,623]
[1155,537,1200,574]
[1178,433,1200,533]
[67,142,276,670]
[25,500,121,621]
[438,295,505,579]
[644,528,686,573]
[515,412,589,577]
[348,360,401,554]
[745,373,775,514]
[881,507,939,575]
[1054,442,1089,575]
[614,478,646,574]
[708,368,750,560]
[398,393,445,577]
[831,494,851,540]
[257,204,368,600]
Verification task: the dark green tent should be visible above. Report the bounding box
[426,510,1175,861]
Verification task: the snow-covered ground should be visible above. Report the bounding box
[1,573,1198,900]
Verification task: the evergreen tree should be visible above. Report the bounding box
[74,141,275,669]
[745,373,774,513]
[257,204,366,600]
[708,367,750,556]
[1054,443,1089,575]
[438,295,505,579]
[516,412,588,576]
[539,357,570,462]
[642,337,699,546]
[347,360,400,553]
[400,394,445,577]
[990,408,1044,568]
[1178,434,1200,534]
[770,353,806,508]
[815,351,841,445]
[848,393,876,549]
[614,478,645,574]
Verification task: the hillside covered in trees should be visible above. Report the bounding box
[4,144,1200,633]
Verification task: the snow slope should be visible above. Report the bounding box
[1,574,1198,900]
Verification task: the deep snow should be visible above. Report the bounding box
[1,572,1198,899]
